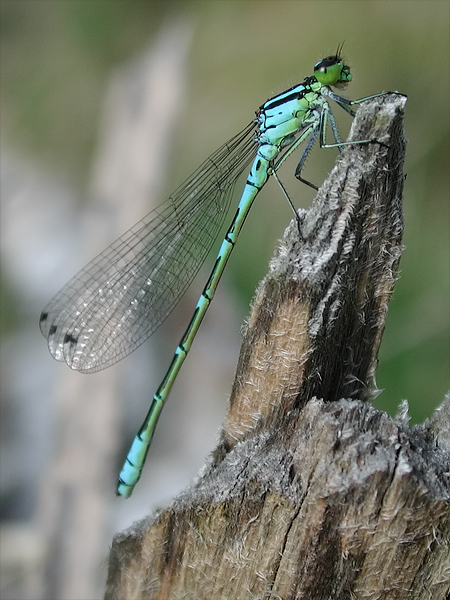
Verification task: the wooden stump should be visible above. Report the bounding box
[105,94,450,600]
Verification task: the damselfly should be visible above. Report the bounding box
[40,52,386,497]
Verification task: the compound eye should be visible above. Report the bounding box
[314,59,343,85]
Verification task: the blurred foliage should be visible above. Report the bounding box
[1,0,448,423]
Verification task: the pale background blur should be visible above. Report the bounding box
[1,2,449,599]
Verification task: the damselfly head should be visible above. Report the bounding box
[314,55,352,88]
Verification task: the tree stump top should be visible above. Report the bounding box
[106,94,450,600]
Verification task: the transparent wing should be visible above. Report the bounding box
[40,122,257,372]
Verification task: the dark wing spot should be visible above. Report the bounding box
[64,333,78,347]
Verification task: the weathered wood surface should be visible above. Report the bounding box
[105,94,450,600]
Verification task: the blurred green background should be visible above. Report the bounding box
[1,3,448,596]
[1,0,448,424]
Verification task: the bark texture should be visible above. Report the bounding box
[105,93,450,600]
